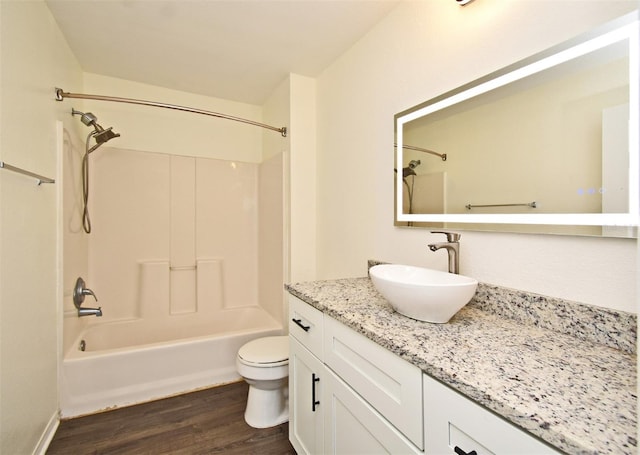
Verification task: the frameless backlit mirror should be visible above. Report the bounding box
[395,12,639,237]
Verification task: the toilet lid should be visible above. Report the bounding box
[238,336,289,365]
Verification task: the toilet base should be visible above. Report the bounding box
[244,379,289,429]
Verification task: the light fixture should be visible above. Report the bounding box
[456,0,474,5]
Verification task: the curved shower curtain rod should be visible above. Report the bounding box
[394,143,447,161]
[55,88,287,137]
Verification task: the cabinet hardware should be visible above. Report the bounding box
[292,318,311,332]
[312,373,320,411]
[454,446,477,455]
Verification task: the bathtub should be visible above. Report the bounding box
[60,306,283,418]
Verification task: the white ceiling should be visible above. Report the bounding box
[46,0,399,105]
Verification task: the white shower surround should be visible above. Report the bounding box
[61,144,286,416]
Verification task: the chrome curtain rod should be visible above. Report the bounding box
[55,88,287,137]
[0,161,55,185]
[394,143,447,161]
[466,201,537,210]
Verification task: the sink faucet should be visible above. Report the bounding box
[428,231,461,274]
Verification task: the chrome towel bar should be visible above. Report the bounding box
[466,201,536,210]
[0,161,55,185]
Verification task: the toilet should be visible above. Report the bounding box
[236,335,289,428]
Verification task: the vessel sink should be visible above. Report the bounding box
[369,264,478,323]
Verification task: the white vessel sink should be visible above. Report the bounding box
[369,264,478,323]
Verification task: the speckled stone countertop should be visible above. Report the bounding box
[285,277,637,455]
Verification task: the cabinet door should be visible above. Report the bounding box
[424,374,562,455]
[289,337,324,455]
[324,316,423,449]
[324,367,422,455]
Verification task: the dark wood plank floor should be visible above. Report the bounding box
[47,381,296,455]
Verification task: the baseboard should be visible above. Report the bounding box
[32,411,59,455]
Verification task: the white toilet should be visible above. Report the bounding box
[236,335,289,428]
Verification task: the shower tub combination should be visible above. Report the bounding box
[60,306,282,418]
[59,90,287,419]
[59,148,286,418]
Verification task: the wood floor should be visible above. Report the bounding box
[47,381,296,455]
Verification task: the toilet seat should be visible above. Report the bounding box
[237,335,288,368]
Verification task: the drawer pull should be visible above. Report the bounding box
[292,318,311,332]
[454,447,477,455]
[312,373,320,412]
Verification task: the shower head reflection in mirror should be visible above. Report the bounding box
[395,11,639,234]
[71,108,121,234]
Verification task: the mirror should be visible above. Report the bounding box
[395,12,639,237]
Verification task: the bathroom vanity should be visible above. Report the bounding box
[286,275,637,455]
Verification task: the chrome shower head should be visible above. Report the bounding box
[93,127,120,145]
[72,108,120,146]
[402,167,416,178]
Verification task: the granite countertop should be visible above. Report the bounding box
[286,277,637,455]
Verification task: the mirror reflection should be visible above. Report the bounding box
[395,14,638,238]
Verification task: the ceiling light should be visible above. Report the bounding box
[456,0,474,5]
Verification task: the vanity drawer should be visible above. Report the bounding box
[289,295,324,359]
[424,374,561,454]
[323,316,423,450]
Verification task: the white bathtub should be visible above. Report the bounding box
[60,306,283,418]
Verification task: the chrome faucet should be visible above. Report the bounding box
[428,231,461,274]
[73,277,102,317]
[77,307,102,317]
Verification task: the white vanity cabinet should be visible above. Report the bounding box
[423,374,562,455]
[289,295,422,455]
[289,295,564,455]
[289,297,325,455]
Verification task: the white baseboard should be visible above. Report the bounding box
[32,411,59,455]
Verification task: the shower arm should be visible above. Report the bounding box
[55,88,287,137]
[394,143,447,161]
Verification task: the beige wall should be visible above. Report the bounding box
[288,74,317,283]
[0,1,83,453]
[315,0,638,313]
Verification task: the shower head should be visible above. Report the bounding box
[402,167,416,178]
[71,108,120,146]
[393,159,422,179]
[395,167,416,178]
[93,127,120,145]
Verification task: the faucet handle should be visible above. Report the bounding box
[430,230,461,242]
[82,287,98,301]
[73,277,98,309]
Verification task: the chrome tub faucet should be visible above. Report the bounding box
[73,277,102,317]
[428,231,461,274]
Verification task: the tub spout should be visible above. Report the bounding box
[78,307,102,317]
